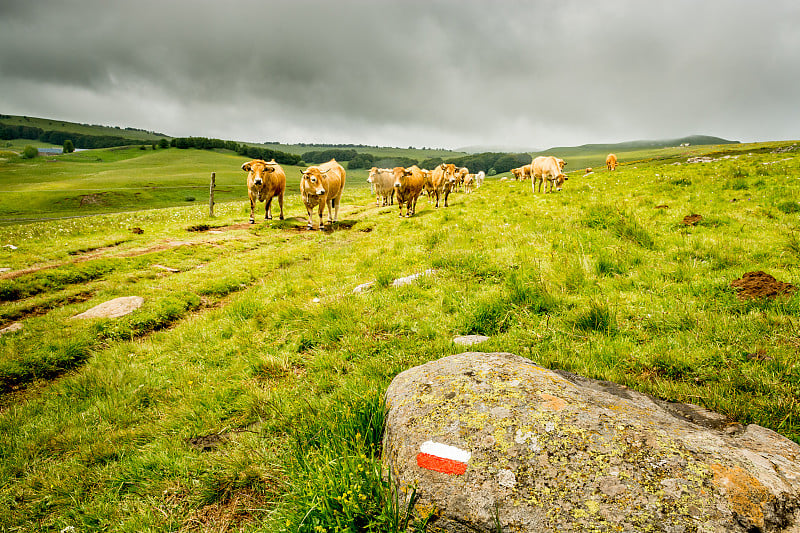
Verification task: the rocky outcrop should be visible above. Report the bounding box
[383,352,800,532]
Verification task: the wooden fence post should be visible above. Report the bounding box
[209,172,216,217]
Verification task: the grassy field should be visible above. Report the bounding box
[0,139,799,531]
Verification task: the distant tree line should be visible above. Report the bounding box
[450,152,531,174]
[169,137,300,165]
[347,152,532,173]
[237,145,301,166]
[301,148,359,164]
[0,122,154,149]
[171,137,239,151]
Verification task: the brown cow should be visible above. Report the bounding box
[511,167,524,180]
[368,167,395,206]
[606,153,618,171]
[420,169,434,197]
[532,156,568,193]
[455,166,469,191]
[522,164,533,180]
[431,163,457,207]
[301,159,346,230]
[392,165,425,217]
[241,159,286,224]
[463,173,475,194]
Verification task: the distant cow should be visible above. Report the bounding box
[301,159,346,230]
[463,173,475,194]
[392,165,425,217]
[241,159,286,223]
[532,156,568,193]
[522,164,533,180]
[421,169,434,197]
[511,167,524,180]
[431,163,457,207]
[475,170,485,188]
[368,167,395,206]
[455,167,469,191]
[606,153,618,171]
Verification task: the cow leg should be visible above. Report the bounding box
[332,197,340,223]
[277,192,284,220]
[249,197,256,224]
[390,190,395,205]
[306,206,314,229]
[265,197,273,220]
[318,203,326,230]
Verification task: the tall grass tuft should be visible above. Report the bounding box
[787,232,800,258]
[464,295,514,336]
[506,271,560,314]
[571,301,617,335]
[278,389,428,532]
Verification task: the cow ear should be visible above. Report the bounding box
[241,162,251,172]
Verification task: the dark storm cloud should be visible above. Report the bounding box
[1,0,798,148]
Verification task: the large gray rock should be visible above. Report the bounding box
[383,352,800,532]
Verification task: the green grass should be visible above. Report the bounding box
[0,139,799,531]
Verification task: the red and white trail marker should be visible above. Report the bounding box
[416,441,472,475]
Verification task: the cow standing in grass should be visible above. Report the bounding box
[241,159,285,223]
[606,153,618,171]
[301,159,346,230]
[368,167,395,206]
[392,165,425,217]
[421,169,435,198]
[532,156,568,193]
[431,163,457,207]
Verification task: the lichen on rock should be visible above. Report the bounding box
[383,352,800,532]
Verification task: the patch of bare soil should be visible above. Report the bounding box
[655,204,669,209]
[682,214,703,226]
[186,433,229,452]
[181,490,269,533]
[731,271,797,300]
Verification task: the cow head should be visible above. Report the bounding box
[442,163,457,184]
[302,167,328,196]
[554,173,568,191]
[242,159,276,187]
[392,166,406,188]
[367,167,378,184]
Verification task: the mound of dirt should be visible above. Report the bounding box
[731,271,797,300]
[682,214,703,225]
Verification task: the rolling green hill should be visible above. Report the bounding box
[0,114,169,142]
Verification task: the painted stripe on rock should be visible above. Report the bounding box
[416,453,468,475]
[416,441,471,475]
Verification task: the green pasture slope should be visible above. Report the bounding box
[0,146,380,224]
[1,139,799,531]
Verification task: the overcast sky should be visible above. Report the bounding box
[1,0,798,150]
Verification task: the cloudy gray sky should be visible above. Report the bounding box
[1,0,798,150]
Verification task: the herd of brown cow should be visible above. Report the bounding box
[241,153,618,229]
